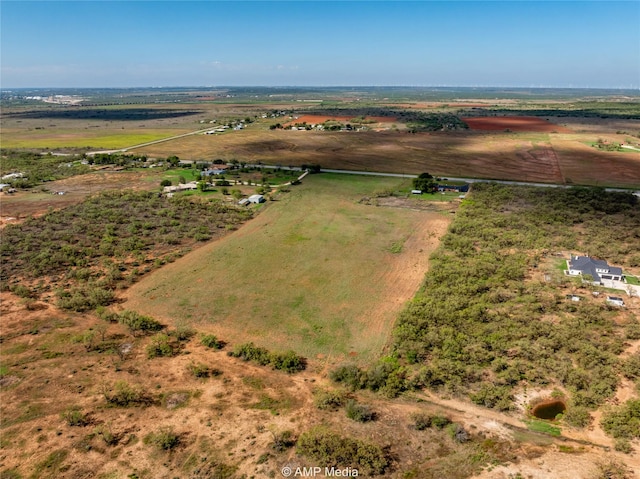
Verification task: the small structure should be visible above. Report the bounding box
[202,168,226,176]
[238,198,250,206]
[606,296,625,307]
[162,182,198,193]
[1,172,24,180]
[247,194,265,204]
[437,183,470,193]
[566,255,623,285]
[411,189,422,195]
[566,294,582,302]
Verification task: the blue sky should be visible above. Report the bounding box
[1,1,639,88]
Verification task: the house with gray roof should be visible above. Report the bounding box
[566,255,623,285]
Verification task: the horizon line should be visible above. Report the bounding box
[2,85,639,91]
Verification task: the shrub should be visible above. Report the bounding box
[271,430,295,453]
[144,426,180,451]
[172,322,195,341]
[329,364,365,391]
[470,383,513,411]
[411,413,451,431]
[61,407,89,427]
[118,310,163,335]
[228,343,306,373]
[201,334,224,349]
[228,342,271,365]
[103,381,152,407]
[345,400,375,422]
[313,389,346,411]
[614,438,633,454]
[621,353,640,379]
[594,458,632,479]
[11,284,34,298]
[270,350,306,373]
[411,412,433,430]
[57,285,115,312]
[449,423,470,443]
[95,423,119,446]
[562,406,592,428]
[297,427,389,475]
[147,333,175,358]
[600,399,640,439]
[188,362,212,378]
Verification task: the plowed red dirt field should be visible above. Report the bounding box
[462,116,572,132]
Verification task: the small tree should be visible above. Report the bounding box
[413,173,437,193]
[160,179,172,187]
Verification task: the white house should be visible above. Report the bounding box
[566,255,623,284]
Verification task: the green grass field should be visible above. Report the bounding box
[0,129,193,149]
[124,173,450,362]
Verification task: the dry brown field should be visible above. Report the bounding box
[4,288,632,479]
[133,126,640,187]
[462,116,573,132]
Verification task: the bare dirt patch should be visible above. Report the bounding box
[462,116,573,133]
[0,170,162,224]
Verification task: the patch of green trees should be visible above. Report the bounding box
[328,185,638,420]
[390,184,639,411]
[0,190,253,308]
[0,150,89,187]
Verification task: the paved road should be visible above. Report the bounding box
[319,168,640,195]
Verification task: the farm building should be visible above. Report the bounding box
[247,194,265,204]
[162,182,198,193]
[437,183,470,193]
[202,168,227,176]
[566,255,623,284]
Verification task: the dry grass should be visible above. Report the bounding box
[132,128,640,188]
[122,174,452,363]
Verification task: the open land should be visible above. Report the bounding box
[1,88,640,479]
[123,174,452,363]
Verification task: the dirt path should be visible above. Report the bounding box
[354,209,450,353]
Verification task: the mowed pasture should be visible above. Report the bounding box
[134,125,640,187]
[0,128,193,149]
[0,103,248,149]
[123,174,452,362]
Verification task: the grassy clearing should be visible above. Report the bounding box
[624,275,640,285]
[525,420,562,437]
[1,129,192,149]
[124,173,450,362]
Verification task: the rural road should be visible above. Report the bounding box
[86,126,217,156]
[236,165,640,195]
[72,132,639,195]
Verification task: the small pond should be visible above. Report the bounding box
[532,399,566,420]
